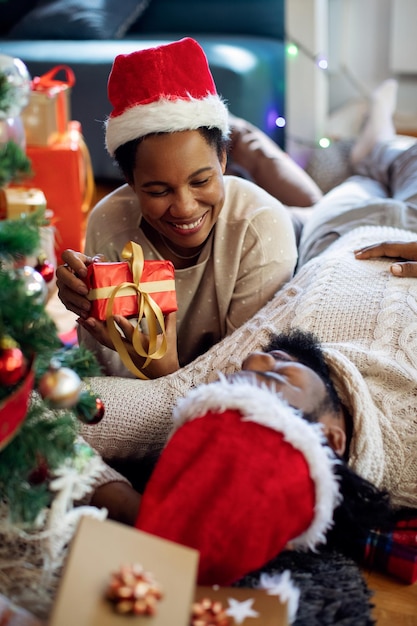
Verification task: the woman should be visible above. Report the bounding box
[56,38,298,379]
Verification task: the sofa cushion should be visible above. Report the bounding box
[8,0,152,40]
[128,0,284,39]
[0,0,38,36]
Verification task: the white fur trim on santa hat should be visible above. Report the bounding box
[172,375,342,552]
[105,94,230,156]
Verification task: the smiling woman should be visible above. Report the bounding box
[55,37,298,379]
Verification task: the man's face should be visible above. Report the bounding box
[230,346,347,457]
[225,326,351,457]
[236,349,329,417]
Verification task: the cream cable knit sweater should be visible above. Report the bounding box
[83,225,417,508]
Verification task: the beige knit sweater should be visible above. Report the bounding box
[83,225,417,508]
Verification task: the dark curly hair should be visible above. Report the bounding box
[114,127,229,184]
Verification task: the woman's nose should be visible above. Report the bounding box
[170,188,197,216]
[241,351,274,372]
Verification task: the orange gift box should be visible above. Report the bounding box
[85,259,177,321]
[20,121,94,263]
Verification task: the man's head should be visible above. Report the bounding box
[232,329,350,458]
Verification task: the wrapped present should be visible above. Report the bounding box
[20,121,94,263]
[21,65,75,147]
[84,242,177,379]
[194,586,288,625]
[2,187,46,220]
[361,517,417,584]
[49,516,199,626]
[85,255,177,321]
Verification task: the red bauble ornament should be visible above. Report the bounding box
[80,397,105,425]
[0,345,26,386]
[76,391,105,424]
[28,457,49,485]
[35,258,55,283]
[91,397,105,424]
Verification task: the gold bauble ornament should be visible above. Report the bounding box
[38,362,82,408]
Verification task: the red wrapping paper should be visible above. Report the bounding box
[84,260,177,321]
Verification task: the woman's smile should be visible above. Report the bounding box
[131,130,226,254]
[167,213,207,235]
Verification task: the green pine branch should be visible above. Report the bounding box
[0,207,103,524]
[0,401,79,524]
[0,140,32,187]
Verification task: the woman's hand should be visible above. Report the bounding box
[78,311,180,379]
[354,241,417,277]
[56,249,105,318]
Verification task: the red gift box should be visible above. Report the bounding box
[84,242,177,379]
[85,258,177,321]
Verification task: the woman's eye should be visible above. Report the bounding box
[192,177,209,187]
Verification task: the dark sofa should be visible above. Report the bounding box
[0,0,286,181]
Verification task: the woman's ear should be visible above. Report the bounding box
[322,424,346,456]
[220,147,228,174]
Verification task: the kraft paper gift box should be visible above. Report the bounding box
[2,187,46,220]
[2,187,57,271]
[194,586,288,625]
[49,516,199,626]
[21,65,75,147]
[49,517,289,626]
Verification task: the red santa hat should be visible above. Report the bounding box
[105,37,230,156]
[136,377,341,586]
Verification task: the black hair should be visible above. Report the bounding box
[114,127,229,184]
[328,458,417,563]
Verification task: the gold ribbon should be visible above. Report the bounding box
[105,242,170,380]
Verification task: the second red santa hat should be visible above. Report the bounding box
[136,377,341,586]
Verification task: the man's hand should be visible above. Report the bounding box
[56,249,105,318]
[354,241,417,277]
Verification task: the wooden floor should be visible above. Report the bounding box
[90,181,417,625]
[364,569,417,625]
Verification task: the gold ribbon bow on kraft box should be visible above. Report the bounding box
[84,242,177,379]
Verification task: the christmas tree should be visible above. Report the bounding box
[0,54,108,621]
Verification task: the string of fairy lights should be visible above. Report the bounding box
[284,36,332,149]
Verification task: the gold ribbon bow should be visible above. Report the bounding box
[106,242,170,380]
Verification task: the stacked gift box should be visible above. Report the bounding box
[18,65,94,263]
[49,516,289,626]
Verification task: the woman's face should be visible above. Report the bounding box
[130,130,227,255]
